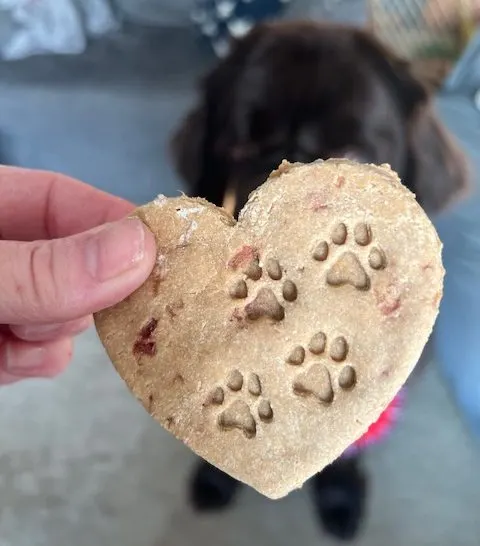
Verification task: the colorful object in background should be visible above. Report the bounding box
[368,0,478,60]
[344,390,406,457]
[192,0,292,57]
[368,0,479,90]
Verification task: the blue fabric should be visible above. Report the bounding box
[192,0,292,57]
[433,31,480,439]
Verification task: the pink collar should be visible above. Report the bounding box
[344,389,406,457]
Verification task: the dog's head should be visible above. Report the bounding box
[172,21,468,216]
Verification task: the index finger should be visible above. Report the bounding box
[0,166,135,241]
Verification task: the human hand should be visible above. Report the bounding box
[0,167,156,385]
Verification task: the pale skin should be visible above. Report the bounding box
[0,166,157,385]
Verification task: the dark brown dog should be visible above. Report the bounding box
[171,21,467,541]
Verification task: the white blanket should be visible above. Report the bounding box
[0,0,119,60]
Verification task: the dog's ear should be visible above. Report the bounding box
[355,30,469,213]
[407,107,470,214]
[170,104,207,191]
[170,57,238,206]
[354,30,428,116]
[170,96,231,207]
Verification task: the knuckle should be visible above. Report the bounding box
[24,241,62,317]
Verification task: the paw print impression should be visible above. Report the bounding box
[312,222,387,291]
[227,247,298,323]
[286,332,356,405]
[204,370,273,439]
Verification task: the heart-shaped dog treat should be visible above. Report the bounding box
[94,159,444,499]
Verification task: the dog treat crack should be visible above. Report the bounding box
[95,159,445,500]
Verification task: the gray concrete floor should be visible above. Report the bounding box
[0,23,212,205]
[0,328,478,546]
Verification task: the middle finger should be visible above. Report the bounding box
[10,316,93,342]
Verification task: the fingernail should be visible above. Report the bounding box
[86,218,146,282]
[5,344,46,374]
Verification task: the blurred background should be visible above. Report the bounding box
[0,1,479,545]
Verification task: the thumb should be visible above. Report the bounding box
[0,217,156,324]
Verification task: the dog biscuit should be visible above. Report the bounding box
[94,159,444,499]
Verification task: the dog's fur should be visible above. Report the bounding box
[170,20,468,540]
[172,21,468,217]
